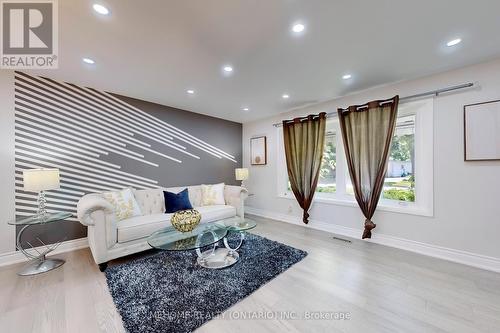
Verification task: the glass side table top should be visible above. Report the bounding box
[216,217,257,232]
[8,212,73,226]
[148,222,228,251]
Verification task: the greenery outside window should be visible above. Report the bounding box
[316,128,336,194]
[383,114,416,202]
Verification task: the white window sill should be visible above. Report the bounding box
[277,192,433,217]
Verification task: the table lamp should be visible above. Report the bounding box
[23,168,60,217]
[235,168,249,188]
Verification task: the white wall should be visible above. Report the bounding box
[243,58,500,262]
[0,70,15,254]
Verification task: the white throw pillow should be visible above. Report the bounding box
[103,188,143,221]
[201,183,225,206]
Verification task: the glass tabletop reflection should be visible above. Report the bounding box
[148,222,228,251]
[8,212,73,226]
[216,217,257,232]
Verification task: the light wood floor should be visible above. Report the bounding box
[1,215,500,333]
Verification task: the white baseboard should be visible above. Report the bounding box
[0,237,89,268]
[246,207,500,273]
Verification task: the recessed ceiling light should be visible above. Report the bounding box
[223,66,233,72]
[82,57,95,64]
[282,94,290,99]
[242,107,250,111]
[292,23,305,33]
[187,89,195,94]
[446,38,461,47]
[342,74,352,80]
[93,4,109,15]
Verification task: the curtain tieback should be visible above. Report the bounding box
[362,219,376,239]
[302,211,310,224]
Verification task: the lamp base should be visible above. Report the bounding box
[37,190,47,217]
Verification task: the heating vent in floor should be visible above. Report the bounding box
[333,236,352,243]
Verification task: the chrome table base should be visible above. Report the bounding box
[196,248,239,269]
[16,224,65,276]
[196,232,245,269]
[18,257,65,276]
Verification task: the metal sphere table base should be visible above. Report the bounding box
[196,232,245,269]
[18,257,65,276]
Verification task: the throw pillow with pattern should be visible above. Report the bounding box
[200,183,225,206]
[103,188,143,221]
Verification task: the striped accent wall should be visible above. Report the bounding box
[14,71,242,244]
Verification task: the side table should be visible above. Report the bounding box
[8,212,73,276]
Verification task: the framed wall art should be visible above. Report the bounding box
[250,136,267,165]
[464,99,500,161]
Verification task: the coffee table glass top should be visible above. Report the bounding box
[216,217,257,232]
[148,222,228,251]
[148,218,257,251]
[8,212,73,226]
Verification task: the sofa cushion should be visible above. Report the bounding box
[196,205,236,223]
[201,183,225,206]
[164,188,193,213]
[133,189,165,215]
[117,213,170,243]
[187,186,202,207]
[164,186,202,207]
[117,205,237,243]
[103,188,143,221]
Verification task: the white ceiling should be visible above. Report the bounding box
[32,0,500,123]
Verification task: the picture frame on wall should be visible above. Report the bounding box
[464,99,500,161]
[250,136,267,165]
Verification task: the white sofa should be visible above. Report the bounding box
[77,185,248,271]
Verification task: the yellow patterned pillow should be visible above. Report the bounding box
[103,188,143,221]
[200,183,225,206]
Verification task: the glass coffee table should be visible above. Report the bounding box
[148,217,257,269]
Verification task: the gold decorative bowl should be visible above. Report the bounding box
[170,209,201,232]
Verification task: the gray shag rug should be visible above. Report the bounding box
[105,232,307,333]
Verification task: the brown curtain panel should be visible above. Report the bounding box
[282,113,326,224]
[338,96,399,239]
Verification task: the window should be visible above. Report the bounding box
[316,126,336,194]
[383,115,415,202]
[277,99,433,216]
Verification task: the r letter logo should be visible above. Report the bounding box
[1,0,58,69]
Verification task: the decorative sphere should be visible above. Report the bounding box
[171,209,201,232]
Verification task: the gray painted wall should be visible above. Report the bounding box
[14,71,242,246]
[114,94,242,187]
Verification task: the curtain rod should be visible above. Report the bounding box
[273,82,474,127]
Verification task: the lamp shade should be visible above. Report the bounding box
[23,168,60,192]
[235,168,249,181]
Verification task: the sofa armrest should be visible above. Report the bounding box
[224,185,248,217]
[77,193,114,226]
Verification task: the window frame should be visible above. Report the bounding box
[276,98,434,217]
